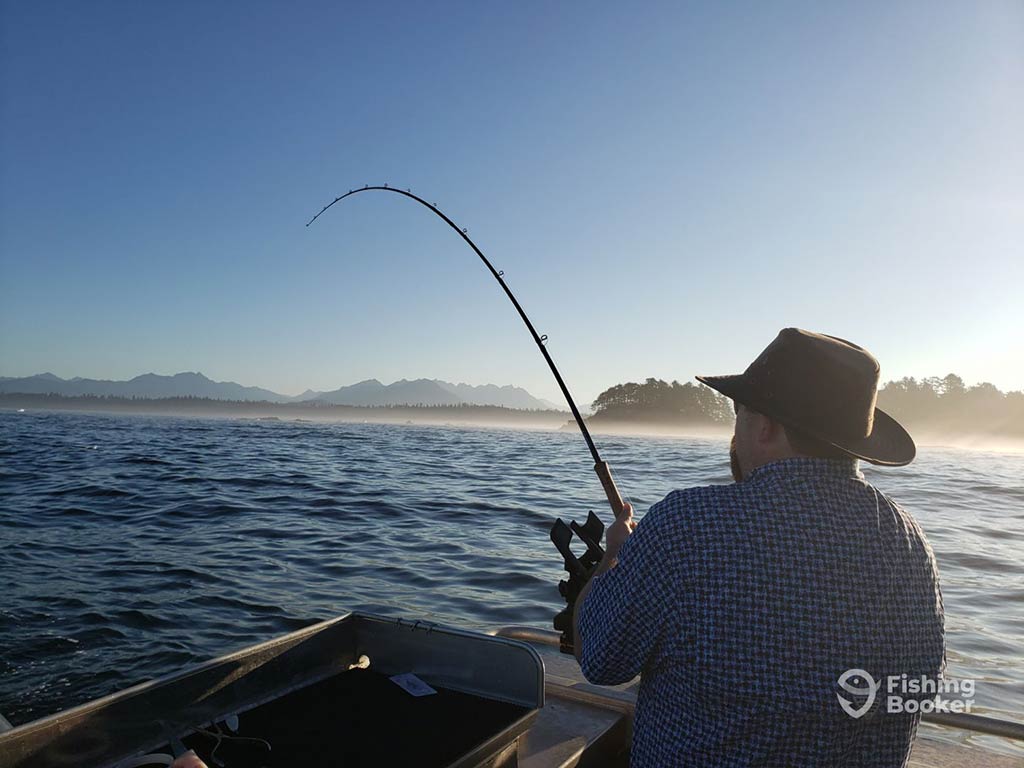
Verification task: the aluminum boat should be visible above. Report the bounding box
[0,613,1020,767]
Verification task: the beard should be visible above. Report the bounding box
[730,435,744,482]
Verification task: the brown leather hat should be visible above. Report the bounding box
[696,328,915,466]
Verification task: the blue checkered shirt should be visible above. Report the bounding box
[578,457,945,767]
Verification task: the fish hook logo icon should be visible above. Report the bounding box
[837,669,878,719]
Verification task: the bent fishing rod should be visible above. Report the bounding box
[307,185,626,520]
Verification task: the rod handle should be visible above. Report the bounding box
[594,461,626,518]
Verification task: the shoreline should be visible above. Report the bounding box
[4,400,1021,453]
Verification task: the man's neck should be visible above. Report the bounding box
[746,447,806,475]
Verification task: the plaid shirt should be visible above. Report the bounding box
[578,457,945,767]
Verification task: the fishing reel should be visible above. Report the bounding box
[550,511,605,655]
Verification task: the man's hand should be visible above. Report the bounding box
[171,751,208,768]
[573,502,636,663]
[605,502,636,560]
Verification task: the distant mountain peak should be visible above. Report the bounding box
[0,371,285,403]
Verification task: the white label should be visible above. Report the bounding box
[390,672,437,697]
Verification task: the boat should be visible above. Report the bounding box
[0,613,1021,767]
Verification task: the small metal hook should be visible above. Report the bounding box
[540,334,548,344]
[498,270,504,277]
[462,228,468,234]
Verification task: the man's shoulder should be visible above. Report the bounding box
[656,481,746,509]
[646,482,745,529]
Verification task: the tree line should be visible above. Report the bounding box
[590,375,1024,437]
[0,394,569,426]
[875,374,1023,438]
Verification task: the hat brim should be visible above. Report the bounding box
[696,373,916,467]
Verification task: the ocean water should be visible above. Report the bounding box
[1,410,1021,753]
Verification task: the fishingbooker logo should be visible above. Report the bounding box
[837,669,975,718]
[836,669,878,718]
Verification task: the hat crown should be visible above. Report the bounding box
[744,328,880,441]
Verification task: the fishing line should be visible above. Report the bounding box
[307,185,626,518]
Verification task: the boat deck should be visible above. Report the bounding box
[504,633,1023,768]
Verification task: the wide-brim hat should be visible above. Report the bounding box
[696,328,915,466]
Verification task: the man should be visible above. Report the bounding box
[574,329,945,767]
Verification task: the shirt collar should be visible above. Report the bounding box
[744,456,863,483]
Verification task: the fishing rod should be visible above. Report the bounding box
[309,185,623,653]
[307,185,626,520]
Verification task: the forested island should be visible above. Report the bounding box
[585,374,1024,442]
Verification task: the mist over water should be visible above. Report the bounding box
[1,411,1021,755]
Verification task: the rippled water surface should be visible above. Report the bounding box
[1,410,1021,748]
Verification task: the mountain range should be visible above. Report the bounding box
[0,372,563,411]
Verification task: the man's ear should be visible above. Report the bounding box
[755,413,783,445]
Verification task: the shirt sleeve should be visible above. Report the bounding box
[577,497,679,685]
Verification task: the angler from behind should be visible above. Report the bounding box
[574,328,945,767]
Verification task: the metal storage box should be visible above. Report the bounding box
[0,613,544,768]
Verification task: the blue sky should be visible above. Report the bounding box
[1,1,1021,405]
